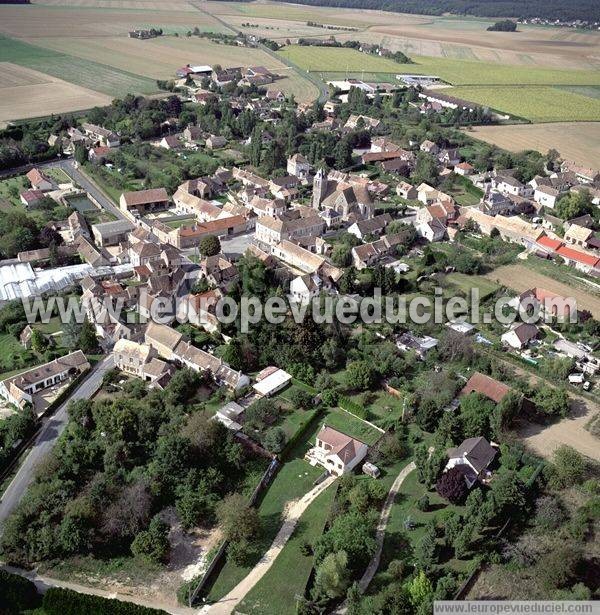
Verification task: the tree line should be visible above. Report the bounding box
[274,0,600,22]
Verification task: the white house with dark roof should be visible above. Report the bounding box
[445,436,497,488]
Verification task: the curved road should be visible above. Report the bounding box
[0,355,114,530]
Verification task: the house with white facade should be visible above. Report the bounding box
[306,425,369,476]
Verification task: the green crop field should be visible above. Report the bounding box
[278,46,403,73]
[448,85,600,122]
[279,45,600,87]
[0,34,156,97]
[410,55,600,86]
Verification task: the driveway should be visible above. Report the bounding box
[0,355,114,530]
[206,475,336,615]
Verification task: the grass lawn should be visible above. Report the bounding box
[320,407,382,446]
[237,485,336,615]
[205,415,324,602]
[446,273,500,300]
[373,469,474,589]
[44,167,70,184]
[36,316,64,336]
[0,333,36,378]
[165,217,196,229]
[0,175,28,209]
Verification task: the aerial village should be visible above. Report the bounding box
[0,59,598,612]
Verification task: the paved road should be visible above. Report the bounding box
[206,476,336,615]
[0,355,114,530]
[1,564,196,615]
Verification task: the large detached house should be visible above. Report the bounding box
[306,425,369,476]
[445,437,497,488]
[0,350,90,410]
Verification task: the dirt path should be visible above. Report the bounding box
[358,461,416,592]
[496,357,600,462]
[0,565,195,615]
[206,476,336,615]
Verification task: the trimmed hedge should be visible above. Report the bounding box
[0,569,41,614]
[279,407,321,460]
[338,396,368,420]
[42,588,167,615]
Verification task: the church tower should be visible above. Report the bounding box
[312,167,327,210]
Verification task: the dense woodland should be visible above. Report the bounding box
[273,0,600,23]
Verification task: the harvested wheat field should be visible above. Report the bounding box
[0,4,223,39]
[467,123,600,169]
[517,399,600,463]
[485,263,600,318]
[0,63,111,123]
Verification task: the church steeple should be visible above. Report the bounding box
[312,167,326,209]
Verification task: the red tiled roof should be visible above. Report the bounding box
[556,245,600,267]
[460,372,511,404]
[122,188,169,207]
[536,235,563,252]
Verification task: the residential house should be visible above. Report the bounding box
[289,273,322,305]
[81,122,120,147]
[0,350,90,410]
[348,213,391,241]
[287,153,311,180]
[200,255,239,291]
[455,162,474,176]
[501,322,540,350]
[206,135,227,150]
[420,140,439,155]
[445,437,497,488]
[396,331,438,360]
[214,401,245,431]
[26,169,54,192]
[564,224,594,248]
[306,425,368,476]
[158,135,180,150]
[396,181,417,200]
[183,125,204,143]
[180,289,222,333]
[20,189,46,209]
[344,114,381,131]
[129,240,162,267]
[266,89,285,103]
[418,218,446,242]
[351,232,407,269]
[247,195,286,218]
[416,183,453,205]
[492,172,533,198]
[438,148,460,167]
[113,338,172,386]
[255,212,324,247]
